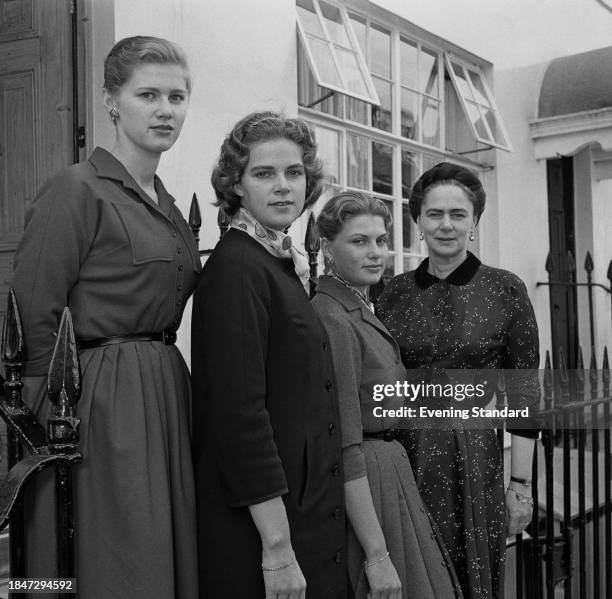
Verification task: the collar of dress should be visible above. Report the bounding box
[88,147,175,213]
[414,251,481,289]
[316,275,372,312]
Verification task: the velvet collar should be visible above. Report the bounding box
[414,251,481,289]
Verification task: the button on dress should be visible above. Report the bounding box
[11,148,201,599]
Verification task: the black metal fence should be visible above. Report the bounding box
[0,291,81,589]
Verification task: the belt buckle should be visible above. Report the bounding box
[383,429,396,442]
[162,330,176,345]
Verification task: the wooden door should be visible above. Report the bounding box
[547,157,578,369]
[0,0,76,336]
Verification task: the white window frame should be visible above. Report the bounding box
[445,54,513,151]
[297,5,494,275]
[296,0,381,106]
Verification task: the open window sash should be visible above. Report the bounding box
[445,54,513,152]
[296,0,380,106]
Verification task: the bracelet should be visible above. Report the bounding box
[509,489,534,506]
[262,559,295,572]
[364,551,390,570]
[510,475,532,486]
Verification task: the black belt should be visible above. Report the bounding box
[363,429,399,442]
[78,330,177,349]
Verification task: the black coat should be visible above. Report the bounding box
[191,229,346,598]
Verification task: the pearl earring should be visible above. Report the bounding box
[419,231,424,241]
[469,231,474,242]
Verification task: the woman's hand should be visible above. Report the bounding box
[262,555,306,599]
[365,553,402,599]
[506,483,533,536]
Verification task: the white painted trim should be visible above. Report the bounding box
[529,108,612,139]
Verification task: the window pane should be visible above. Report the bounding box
[297,41,344,117]
[372,141,393,196]
[347,134,369,190]
[484,109,509,146]
[402,203,421,253]
[400,37,418,88]
[423,154,439,172]
[372,76,392,132]
[400,88,417,139]
[420,47,439,97]
[315,126,340,185]
[296,0,324,37]
[467,69,489,106]
[403,254,422,272]
[308,36,341,87]
[318,1,351,48]
[382,254,395,279]
[380,198,394,250]
[349,13,366,54]
[370,24,391,78]
[422,97,440,147]
[450,62,474,101]
[335,47,368,96]
[466,101,490,140]
[401,149,417,199]
[347,97,369,125]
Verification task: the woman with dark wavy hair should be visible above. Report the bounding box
[377,162,540,599]
[191,111,346,599]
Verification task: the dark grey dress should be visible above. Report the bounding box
[377,252,540,599]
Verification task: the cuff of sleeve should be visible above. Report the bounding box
[343,444,367,482]
[227,487,289,508]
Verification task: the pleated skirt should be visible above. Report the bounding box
[23,341,198,599]
[347,438,463,599]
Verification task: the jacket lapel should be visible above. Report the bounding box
[316,276,401,356]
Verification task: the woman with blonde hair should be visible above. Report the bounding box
[312,191,461,599]
[12,36,199,598]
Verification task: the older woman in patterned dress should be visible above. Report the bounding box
[377,163,540,599]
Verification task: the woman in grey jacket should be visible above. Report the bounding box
[312,191,461,599]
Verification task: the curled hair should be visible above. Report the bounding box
[409,162,486,224]
[211,111,324,216]
[104,36,191,94]
[317,191,392,241]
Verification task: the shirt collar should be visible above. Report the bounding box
[88,147,175,212]
[315,274,367,312]
[414,251,481,289]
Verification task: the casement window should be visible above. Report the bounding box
[445,55,512,151]
[297,1,509,275]
[296,0,380,105]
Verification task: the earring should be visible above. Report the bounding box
[109,106,119,122]
[469,231,475,242]
[419,231,424,241]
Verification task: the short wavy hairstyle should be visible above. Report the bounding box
[317,191,392,241]
[211,111,325,217]
[408,162,486,224]
[104,36,191,94]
